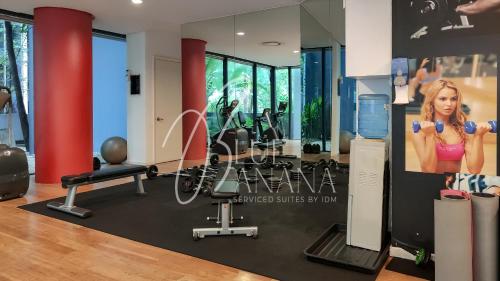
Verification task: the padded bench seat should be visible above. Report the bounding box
[211,180,240,199]
[61,165,147,187]
[47,164,148,218]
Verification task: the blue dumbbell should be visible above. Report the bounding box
[464,120,497,134]
[412,120,444,134]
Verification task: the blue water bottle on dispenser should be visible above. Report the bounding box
[358,94,389,139]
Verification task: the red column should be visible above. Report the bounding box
[34,8,93,183]
[182,39,207,160]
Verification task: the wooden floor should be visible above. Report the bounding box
[0,144,426,281]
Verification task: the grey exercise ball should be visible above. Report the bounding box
[100,137,127,164]
[339,130,354,154]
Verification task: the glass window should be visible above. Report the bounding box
[275,68,289,138]
[339,47,357,134]
[256,66,271,115]
[324,49,332,151]
[0,20,32,152]
[93,36,127,153]
[205,56,223,136]
[301,50,323,150]
[290,67,301,140]
[228,60,253,127]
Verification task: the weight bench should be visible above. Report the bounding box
[47,164,148,218]
[193,180,258,240]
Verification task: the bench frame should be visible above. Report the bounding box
[193,180,258,240]
[47,172,146,218]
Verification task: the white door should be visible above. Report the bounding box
[154,57,182,163]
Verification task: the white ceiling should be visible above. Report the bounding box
[0,0,304,34]
[182,5,301,67]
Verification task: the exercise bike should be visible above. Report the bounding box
[211,96,249,155]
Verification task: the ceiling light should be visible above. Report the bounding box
[131,0,143,4]
[262,41,281,46]
[236,32,245,36]
[293,50,300,53]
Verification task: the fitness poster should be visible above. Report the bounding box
[405,53,498,175]
[398,0,500,41]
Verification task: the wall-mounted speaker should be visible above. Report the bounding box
[130,75,140,95]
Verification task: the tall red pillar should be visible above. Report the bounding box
[34,7,93,183]
[182,39,207,160]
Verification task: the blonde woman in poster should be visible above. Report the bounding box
[412,79,493,174]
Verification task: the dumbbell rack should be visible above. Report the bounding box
[320,168,336,192]
[265,177,282,190]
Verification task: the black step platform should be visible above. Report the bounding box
[304,224,390,274]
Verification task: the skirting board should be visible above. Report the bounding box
[390,246,435,261]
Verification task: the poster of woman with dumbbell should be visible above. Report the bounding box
[405,54,497,175]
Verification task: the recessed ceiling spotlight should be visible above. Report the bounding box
[262,41,281,46]
[236,32,245,36]
[131,0,143,4]
[293,50,300,53]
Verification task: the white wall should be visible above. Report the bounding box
[301,0,345,45]
[182,5,300,67]
[127,28,181,165]
[300,6,331,49]
[330,41,341,156]
[127,32,147,164]
[345,0,391,77]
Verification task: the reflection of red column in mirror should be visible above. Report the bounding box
[34,7,93,183]
[181,39,207,160]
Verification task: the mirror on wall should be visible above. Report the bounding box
[181,5,301,160]
[181,1,346,165]
[300,0,333,162]
[235,6,301,159]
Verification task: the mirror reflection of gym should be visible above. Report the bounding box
[182,5,301,160]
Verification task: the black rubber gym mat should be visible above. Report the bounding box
[385,257,435,280]
[20,166,377,281]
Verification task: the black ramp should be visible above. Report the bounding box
[304,224,389,273]
[20,169,379,281]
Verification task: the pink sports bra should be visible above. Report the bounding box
[435,142,465,161]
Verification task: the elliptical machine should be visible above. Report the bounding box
[256,101,288,143]
[211,96,249,155]
[254,101,292,156]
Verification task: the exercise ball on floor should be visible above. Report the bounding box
[339,130,354,154]
[100,137,127,164]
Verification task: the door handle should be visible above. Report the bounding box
[156,117,164,121]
